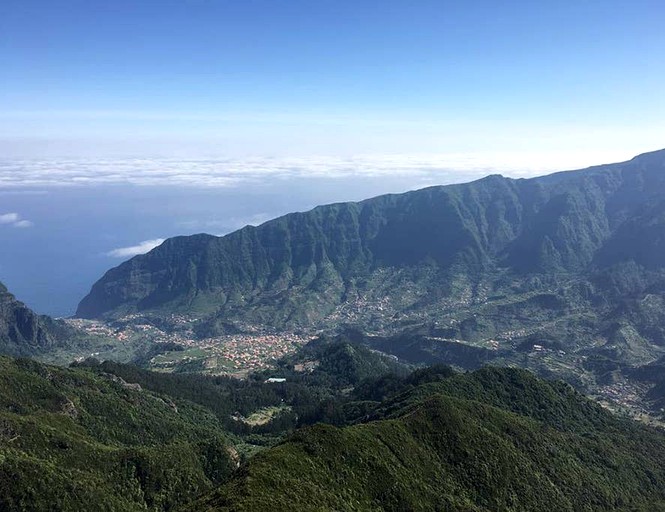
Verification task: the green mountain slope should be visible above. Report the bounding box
[0,338,412,510]
[0,356,236,511]
[76,151,665,363]
[188,367,665,512]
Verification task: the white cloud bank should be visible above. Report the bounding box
[0,149,646,189]
[0,212,34,228]
[106,239,165,258]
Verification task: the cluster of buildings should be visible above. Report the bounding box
[67,317,190,345]
[598,381,645,410]
[200,332,311,372]
[67,318,117,338]
[67,316,313,376]
[327,295,394,324]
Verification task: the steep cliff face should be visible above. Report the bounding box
[0,282,61,355]
[77,150,665,341]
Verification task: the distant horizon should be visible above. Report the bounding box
[1,145,662,317]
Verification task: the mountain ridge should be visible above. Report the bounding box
[77,150,665,347]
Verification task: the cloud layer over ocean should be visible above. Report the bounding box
[0,151,634,189]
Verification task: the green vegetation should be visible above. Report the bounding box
[0,356,236,511]
[0,337,414,510]
[190,367,665,511]
[4,342,665,511]
[75,337,412,434]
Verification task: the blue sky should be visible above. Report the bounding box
[2,0,664,159]
[2,0,665,315]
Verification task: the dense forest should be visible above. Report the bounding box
[0,356,235,511]
[4,341,665,511]
[0,338,411,510]
[190,366,665,511]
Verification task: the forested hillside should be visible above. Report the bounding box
[190,367,665,512]
[0,356,236,511]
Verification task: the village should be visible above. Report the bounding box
[66,316,311,376]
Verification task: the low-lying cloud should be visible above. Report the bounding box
[0,150,634,189]
[106,238,165,258]
[0,212,34,228]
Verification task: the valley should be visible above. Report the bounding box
[61,304,665,428]
[5,1,664,508]
[5,150,665,509]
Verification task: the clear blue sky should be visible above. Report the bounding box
[1,0,664,159]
